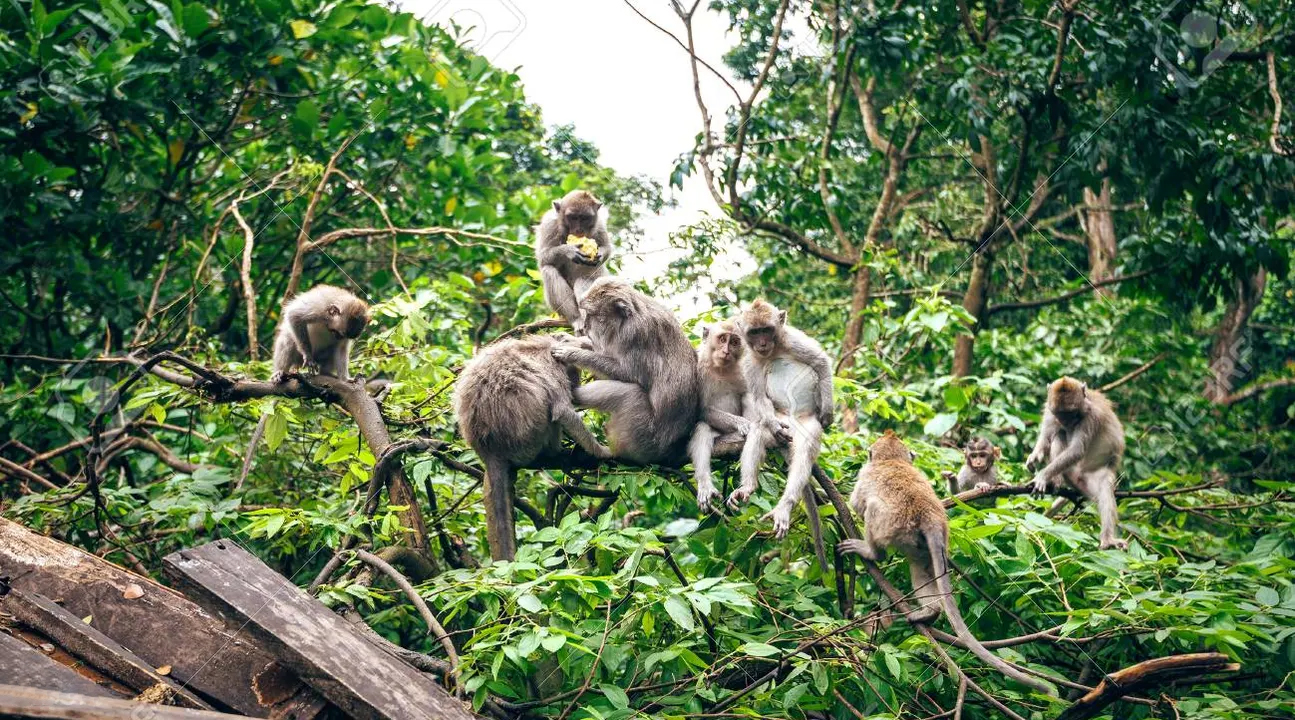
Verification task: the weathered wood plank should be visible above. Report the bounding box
[3,589,213,709]
[0,518,272,715]
[163,540,477,720]
[0,632,114,697]
[0,684,246,719]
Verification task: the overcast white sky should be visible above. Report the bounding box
[394,0,765,312]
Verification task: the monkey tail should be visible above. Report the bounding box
[800,485,829,573]
[924,528,1056,696]
[482,455,519,562]
[236,414,269,492]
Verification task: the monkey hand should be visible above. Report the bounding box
[1029,474,1051,497]
[766,504,793,539]
[1025,450,1044,471]
[269,371,286,384]
[572,251,604,267]
[818,407,834,430]
[726,485,754,510]
[550,345,583,365]
[974,481,993,491]
[301,359,321,375]
[836,538,875,560]
[764,418,793,445]
[696,482,721,513]
[1099,537,1129,551]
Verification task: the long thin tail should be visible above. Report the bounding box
[482,455,518,562]
[236,414,269,492]
[801,485,829,572]
[925,528,1056,696]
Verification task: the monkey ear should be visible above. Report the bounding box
[1081,382,1087,397]
[993,446,1001,459]
[327,304,340,317]
[909,450,916,462]
[612,299,632,318]
[594,201,603,212]
[777,309,787,326]
[553,200,563,213]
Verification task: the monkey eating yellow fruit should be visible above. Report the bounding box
[566,234,599,259]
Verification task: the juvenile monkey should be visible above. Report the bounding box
[551,278,699,465]
[946,437,1002,495]
[729,300,834,538]
[455,333,611,561]
[269,284,370,383]
[840,432,1055,696]
[1027,377,1127,550]
[688,320,790,512]
[240,285,370,489]
[535,190,612,333]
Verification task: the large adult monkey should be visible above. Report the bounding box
[730,299,834,538]
[551,278,699,464]
[535,190,612,333]
[1027,376,1127,550]
[840,432,1056,696]
[454,333,611,561]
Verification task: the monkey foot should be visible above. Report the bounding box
[767,506,792,538]
[836,539,875,560]
[696,484,721,513]
[726,487,753,510]
[1100,538,1129,551]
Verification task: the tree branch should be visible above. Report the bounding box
[1058,653,1239,720]
[985,268,1157,316]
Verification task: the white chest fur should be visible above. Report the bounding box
[766,356,817,416]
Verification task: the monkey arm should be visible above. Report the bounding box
[538,243,582,266]
[1037,425,1091,481]
[552,347,636,384]
[539,265,579,323]
[788,338,835,427]
[704,408,748,435]
[1027,413,1057,468]
[284,306,324,367]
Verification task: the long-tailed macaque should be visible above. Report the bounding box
[840,432,1055,696]
[455,333,611,561]
[269,285,370,383]
[240,285,370,490]
[688,320,790,512]
[1027,377,1127,550]
[551,278,699,464]
[946,437,1002,495]
[535,190,612,333]
[729,300,833,538]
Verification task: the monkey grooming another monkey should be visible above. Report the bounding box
[239,285,370,490]
[729,300,834,538]
[688,320,790,512]
[269,284,371,383]
[840,432,1055,696]
[455,333,611,561]
[946,437,1002,495]
[551,277,699,465]
[535,190,612,333]
[1027,376,1128,550]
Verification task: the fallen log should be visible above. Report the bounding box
[0,684,246,719]
[1058,652,1240,720]
[0,518,272,715]
[163,540,478,720]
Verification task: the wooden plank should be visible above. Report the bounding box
[3,589,213,709]
[164,540,477,720]
[0,684,246,719]
[0,632,113,697]
[0,518,272,715]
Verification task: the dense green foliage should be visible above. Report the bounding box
[2,1,1294,719]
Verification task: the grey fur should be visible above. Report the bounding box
[948,437,1000,494]
[454,333,610,561]
[270,284,369,383]
[535,190,613,332]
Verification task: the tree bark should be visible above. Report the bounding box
[1081,176,1117,288]
[953,251,993,377]
[838,266,872,432]
[1205,268,1267,402]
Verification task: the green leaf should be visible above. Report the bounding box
[599,684,630,710]
[517,594,542,613]
[540,633,566,652]
[663,596,694,632]
[924,412,958,437]
[1257,587,1280,606]
[289,19,317,38]
[264,411,288,451]
[739,642,780,658]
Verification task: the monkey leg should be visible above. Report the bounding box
[1077,467,1126,550]
[768,414,823,539]
[552,404,611,459]
[572,380,645,413]
[540,265,580,327]
[904,552,941,623]
[269,332,303,383]
[688,423,722,512]
[729,423,771,510]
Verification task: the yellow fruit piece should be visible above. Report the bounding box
[566,234,598,259]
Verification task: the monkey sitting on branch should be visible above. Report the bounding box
[454,333,611,561]
[839,432,1056,696]
[550,277,699,465]
[1027,376,1128,550]
[535,190,612,334]
[944,437,1002,495]
[688,319,791,512]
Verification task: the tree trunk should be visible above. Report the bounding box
[838,266,873,432]
[1081,175,1117,288]
[1205,268,1267,402]
[952,251,993,378]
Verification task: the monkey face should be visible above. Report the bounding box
[564,208,598,236]
[745,326,777,357]
[965,438,997,470]
[709,329,743,367]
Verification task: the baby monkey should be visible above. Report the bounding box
[535,190,612,333]
[945,437,1002,495]
[840,432,1054,695]
[269,284,370,383]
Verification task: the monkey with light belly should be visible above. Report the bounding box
[945,437,1002,495]
[455,333,611,561]
[1027,376,1128,550]
[535,190,613,334]
[269,284,371,383]
[840,432,1056,695]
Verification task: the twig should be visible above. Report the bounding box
[230,201,260,360]
[353,549,461,684]
[1097,353,1168,393]
[557,602,613,720]
[1058,653,1239,720]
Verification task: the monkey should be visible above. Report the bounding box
[1026,376,1127,550]
[535,190,612,333]
[945,437,1002,495]
[550,277,699,465]
[269,284,371,383]
[687,320,791,512]
[728,300,833,538]
[454,333,611,561]
[839,432,1056,696]
[238,285,370,490]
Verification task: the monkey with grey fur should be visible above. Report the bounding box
[455,333,611,561]
[536,190,612,333]
[946,437,1002,495]
[1027,376,1127,550]
[551,277,699,465]
[840,432,1056,696]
